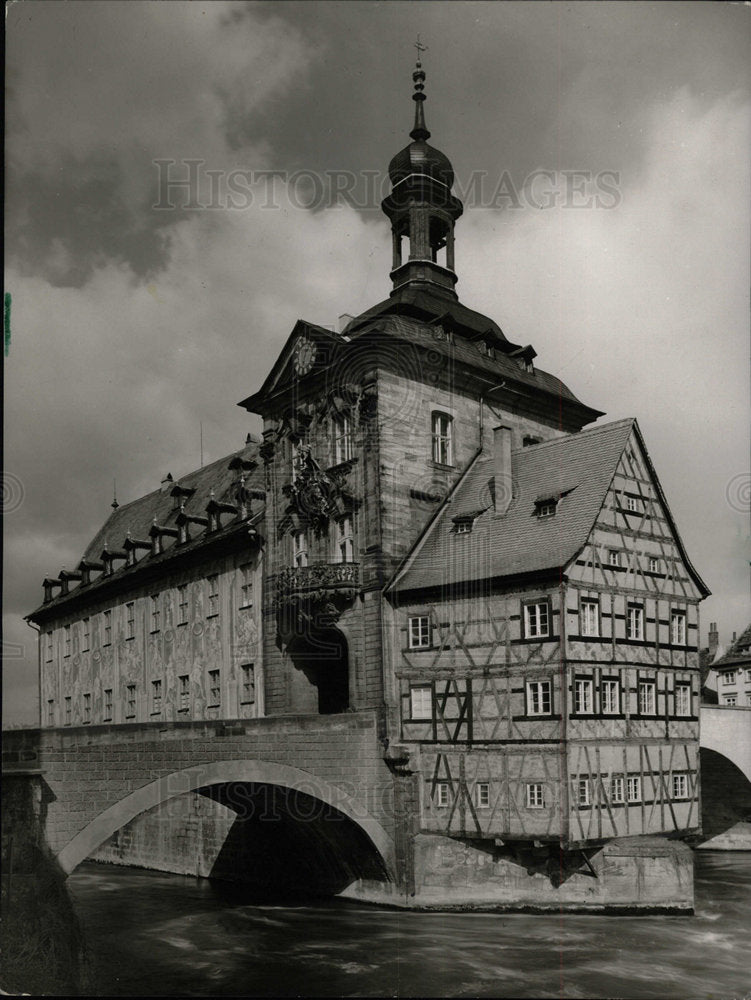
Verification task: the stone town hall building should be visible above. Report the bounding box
[28,61,709,908]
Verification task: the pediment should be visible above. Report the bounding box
[238,321,344,414]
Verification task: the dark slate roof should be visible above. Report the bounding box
[354,313,591,410]
[343,285,510,342]
[82,444,261,562]
[712,624,751,668]
[30,443,263,619]
[390,418,636,593]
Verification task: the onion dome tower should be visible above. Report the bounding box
[381,57,464,299]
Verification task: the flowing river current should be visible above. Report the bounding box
[68,852,751,998]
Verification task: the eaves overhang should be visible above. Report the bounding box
[27,514,264,625]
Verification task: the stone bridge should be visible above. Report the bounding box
[700,705,751,783]
[1,711,402,898]
[4,705,750,905]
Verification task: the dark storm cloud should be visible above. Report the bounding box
[5,0,317,284]
[4,1,749,726]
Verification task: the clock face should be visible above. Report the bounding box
[294,337,316,375]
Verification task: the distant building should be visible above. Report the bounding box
[26,57,710,890]
[704,624,751,707]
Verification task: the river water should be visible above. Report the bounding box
[68,852,751,999]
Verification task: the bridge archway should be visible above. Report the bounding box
[56,759,395,885]
[700,707,751,783]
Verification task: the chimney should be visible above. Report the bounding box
[493,425,513,515]
[338,313,354,333]
[708,622,719,661]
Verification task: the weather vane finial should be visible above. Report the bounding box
[410,37,430,141]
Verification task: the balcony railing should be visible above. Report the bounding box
[276,563,359,604]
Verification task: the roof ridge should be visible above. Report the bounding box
[509,417,635,454]
[93,442,256,521]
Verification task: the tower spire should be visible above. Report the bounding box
[410,38,430,142]
[382,48,463,298]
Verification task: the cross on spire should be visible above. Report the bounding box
[414,35,427,64]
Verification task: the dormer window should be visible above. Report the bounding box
[456,520,472,534]
[536,499,557,519]
[431,411,453,466]
[523,436,541,447]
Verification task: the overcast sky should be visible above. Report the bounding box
[4,1,750,725]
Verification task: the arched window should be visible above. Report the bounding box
[332,412,354,464]
[431,411,453,466]
[334,516,354,562]
[293,530,308,568]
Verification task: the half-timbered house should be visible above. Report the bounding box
[388,418,709,857]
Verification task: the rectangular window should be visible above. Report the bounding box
[177,584,189,624]
[179,675,190,711]
[638,680,656,715]
[672,774,689,799]
[47,699,55,726]
[239,566,253,608]
[675,683,691,717]
[293,531,308,568]
[150,595,160,632]
[536,500,557,518]
[625,495,640,512]
[104,689,113,721]
[208,669,220,706]
[648,557,660,574]
[64,696,71,725]
[721,671,736,686]
[671,611,687,646]
[601,679,620,715]
[431,411,453,466]
[151,679,162,714]
[476,783,490,809]
[526,680,552,716]
[608,549,621,567]
[410,686,432,719]
[611,776,625,804]
[408,615,431,649]
[64,624,71,657]
[577,780,590,807]
[746,669,751,684]
[207,576,219,617]
[126,602,135,640]
[580,598,600,637]
[723,695,737,706]
[45,631,53,662]
[456,520,472,534]
[82,618,90,652]
[526,783,544,809]
[523,601,550,639]
[627,604,644,641]
[333,413,354,464]
[103,610,112,645]
[436,782,450,807]
[627,776,642,803]
[241,664,255,704]
[335,517,354,563]
[574,678,594,714]
[126,684,136,719]
[83,693,91,723]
